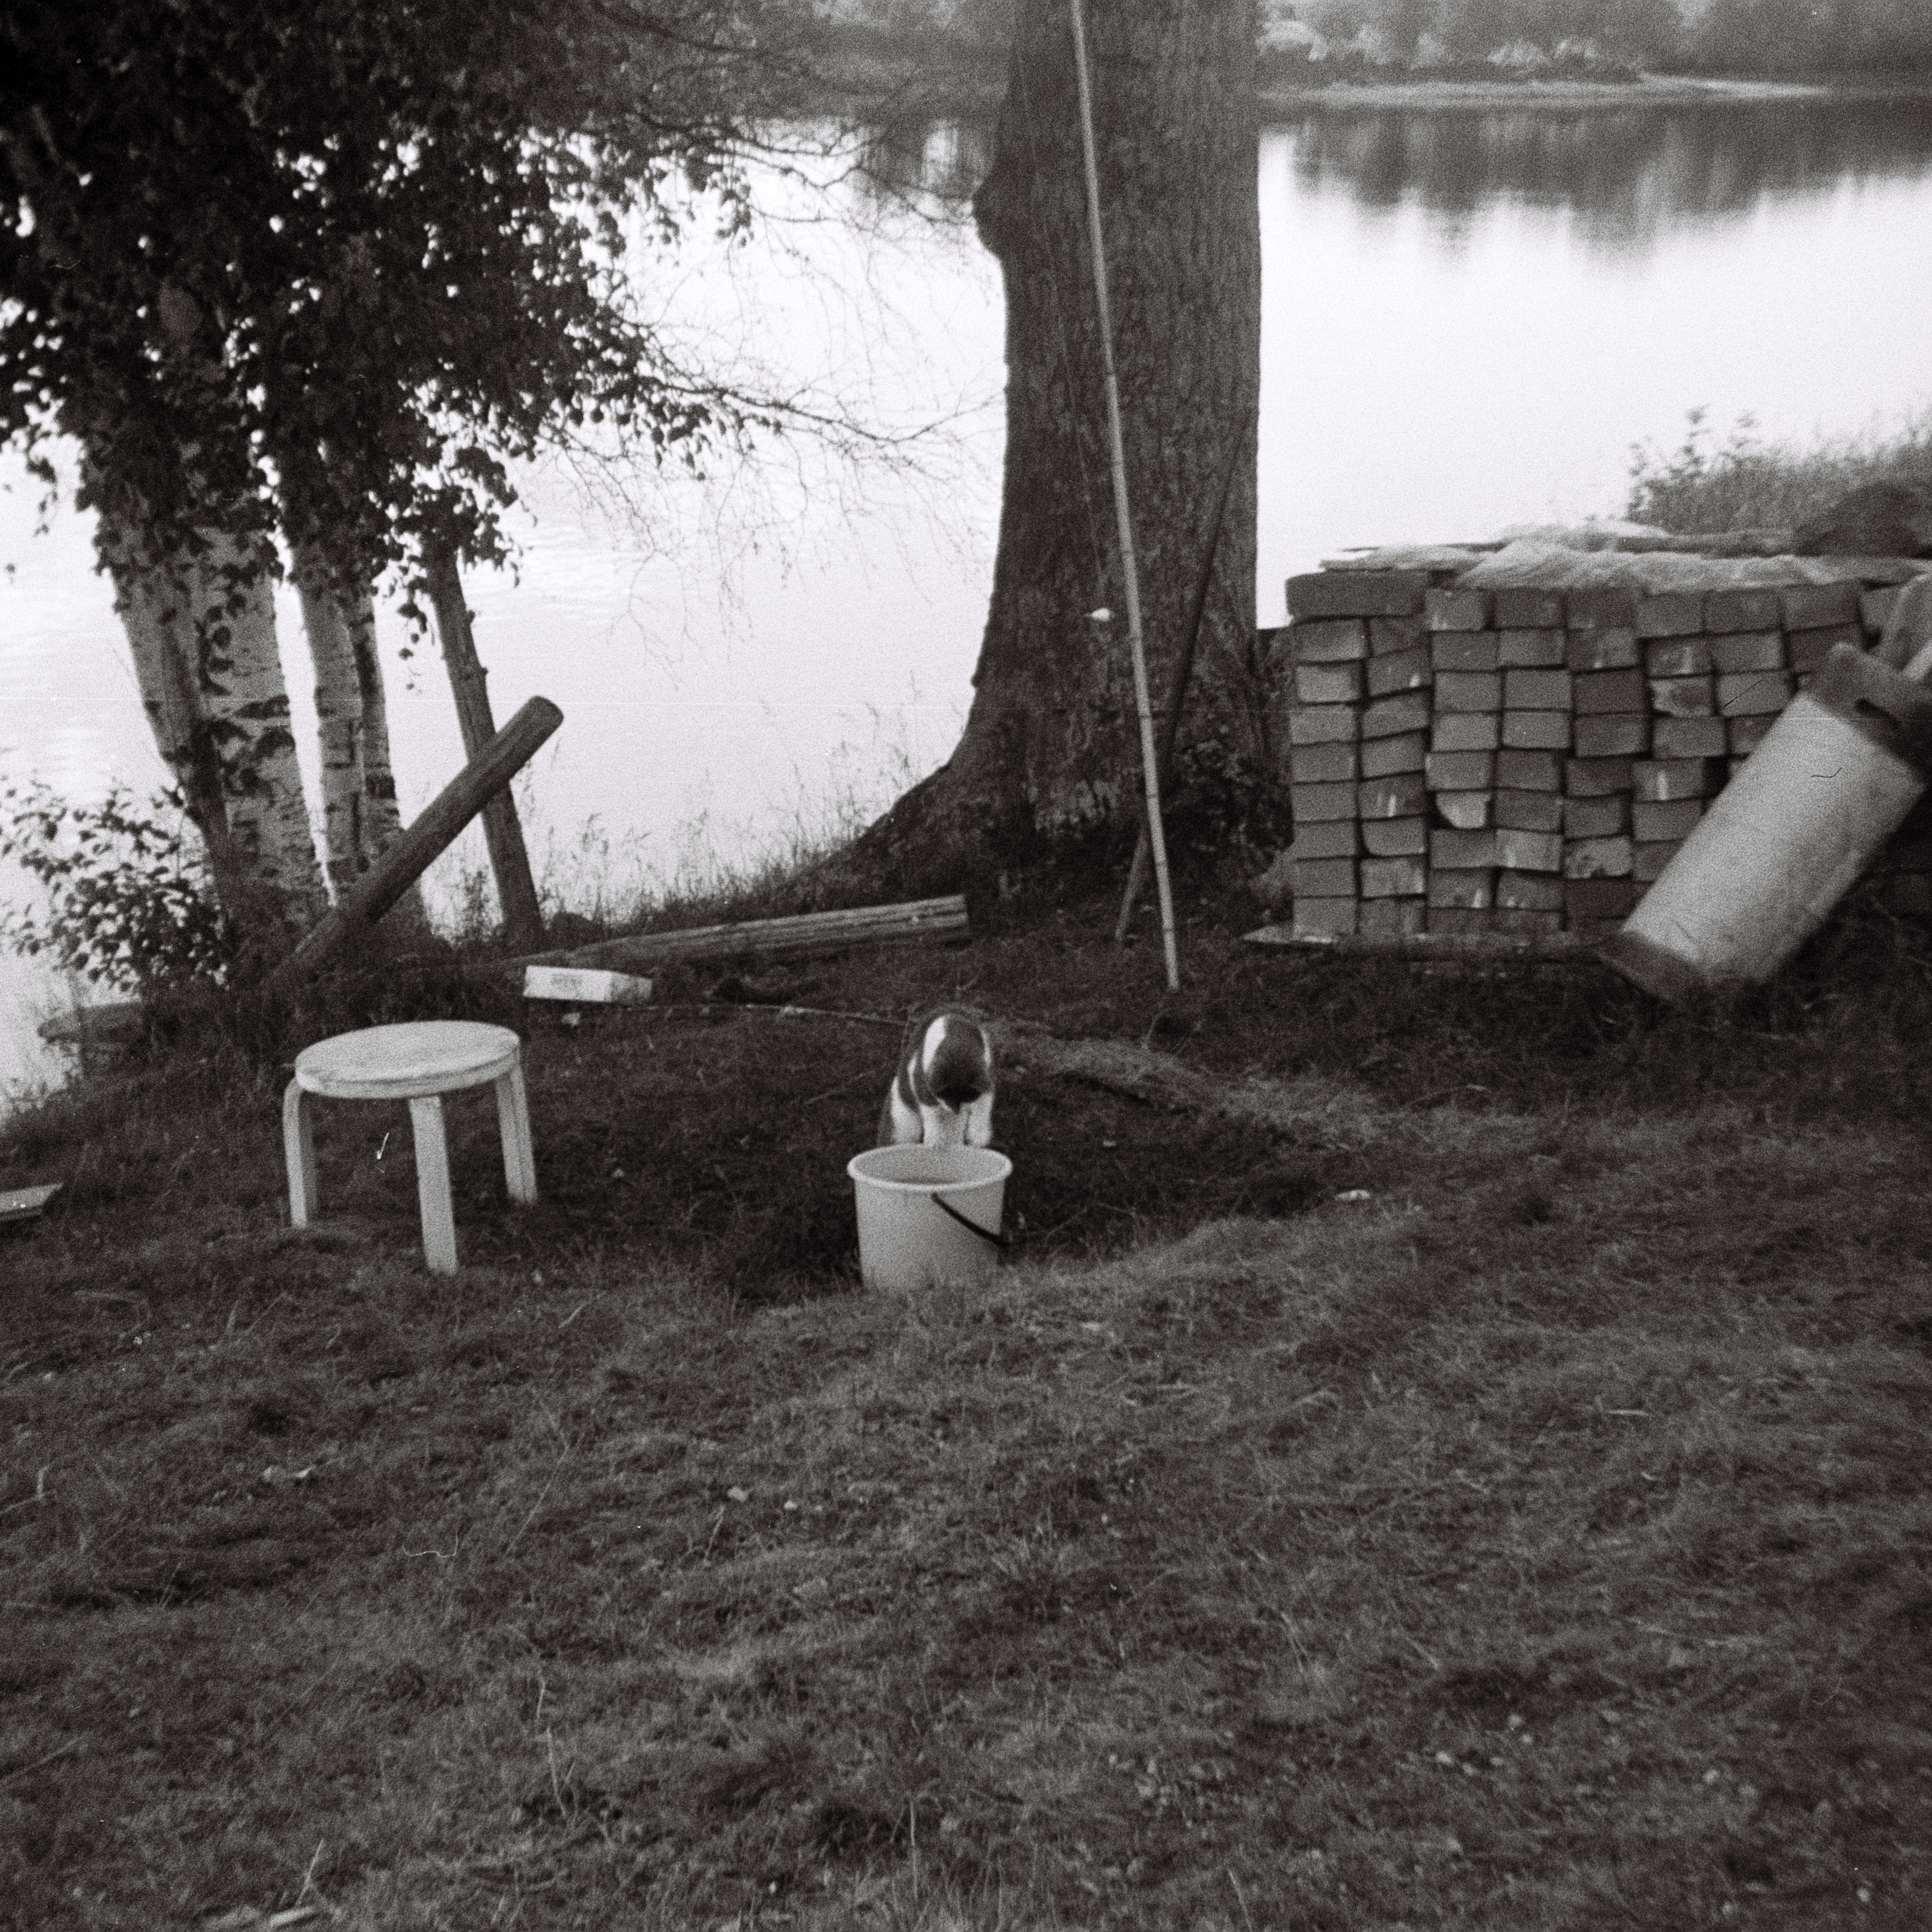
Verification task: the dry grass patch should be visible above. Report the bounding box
[6,892,1932,1927]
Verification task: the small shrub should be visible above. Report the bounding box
[1627,406,1932,533]
[0,780,233,992]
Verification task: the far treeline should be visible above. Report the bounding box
[1280,0,1932,75]
[821,0,1932,78]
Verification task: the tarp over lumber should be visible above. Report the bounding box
[1455,538,1930,594]
[1320,532,1932,589]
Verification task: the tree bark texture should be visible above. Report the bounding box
[93,491,327,949]
[827,0,1262,898]
[346,592,407,861]
[98,497,239,900]
[294,555,369,896]
[293,546,429,938]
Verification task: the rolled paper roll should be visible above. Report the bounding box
[1809,643,1932,775]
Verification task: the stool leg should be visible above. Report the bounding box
[409,1095,459,1273]
[495,1061,537,1206]
[283,1080,318,1228]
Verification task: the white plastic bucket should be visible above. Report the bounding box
[846,1145,1012,1291]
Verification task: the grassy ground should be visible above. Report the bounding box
[4,875,1932,1930]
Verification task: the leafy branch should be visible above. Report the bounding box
[0,781,234,992]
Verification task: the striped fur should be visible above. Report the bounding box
[878,1010,995,1149]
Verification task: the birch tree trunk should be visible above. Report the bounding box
[93,492,327,951]
[345,592,408,860]
[78,274,327,957]
[182,529,324,939]
[820,0,1264,902]
[293,546,428,937]
[94,494,246,912]
[294,557,367,895]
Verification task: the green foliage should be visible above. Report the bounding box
[1,0,797,603]
[1292,0,1681,65]
[1285,0,1932,72]
[1627,406,1932,532]
[1624,406,1767,529]
[1166,721,1293,867]
[1684,0,1932,74]
[817,0,1932,78]
[0,781,233,992]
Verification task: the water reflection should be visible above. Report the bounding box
[1278,100,1932,251]
[848,114,995,208]
[815,97,1932,251]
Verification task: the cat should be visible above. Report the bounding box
[878,1010,996,1149]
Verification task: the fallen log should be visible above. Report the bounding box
[1243,922,1607,966]
[39,1003,144,1047]
[267,696,563,993]
[1,1181,62,1224]
[505,894,969,976]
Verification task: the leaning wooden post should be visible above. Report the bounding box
[425,547,547,952]
[266,697,564,993]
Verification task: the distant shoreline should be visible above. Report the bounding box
[1259,72,1932,112]
[809,57,1932,123]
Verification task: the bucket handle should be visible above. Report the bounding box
[931,1192,1009,1248]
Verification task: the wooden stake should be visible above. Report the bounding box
[425,547,546,952]
[1069,0,1180,993]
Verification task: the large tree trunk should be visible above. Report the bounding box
[93,493,327,955]
[824,0,1263,900]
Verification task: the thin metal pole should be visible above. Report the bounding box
[1069,0,1180,993]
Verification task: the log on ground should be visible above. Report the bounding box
[509,895,969,975]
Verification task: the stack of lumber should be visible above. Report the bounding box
[1275,550,1932,943]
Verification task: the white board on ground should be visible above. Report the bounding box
[1,1182,62,1223]
[523,966,654,1005]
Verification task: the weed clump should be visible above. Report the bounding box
[1627,404,1932,534]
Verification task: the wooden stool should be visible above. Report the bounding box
[283,1021,536,1272]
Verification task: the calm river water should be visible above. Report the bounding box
[4,96,1932,1103]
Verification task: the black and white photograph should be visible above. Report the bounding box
[4,2,1930,1925]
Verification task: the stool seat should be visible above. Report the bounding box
[295,1020,522,1101]
[283,1020,536,1272]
